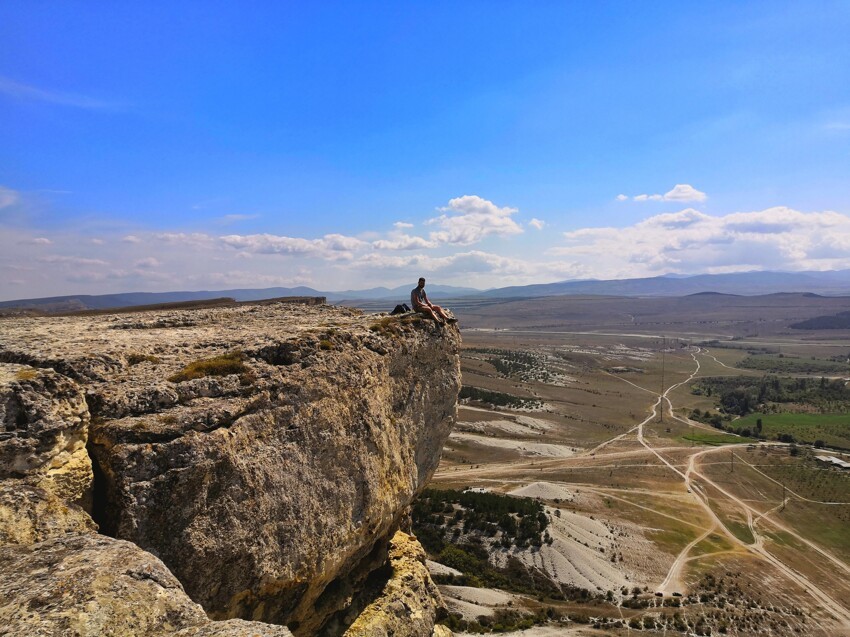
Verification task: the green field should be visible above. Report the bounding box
[736,412,850,449]
[682,432,753,446]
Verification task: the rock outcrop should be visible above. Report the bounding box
[343,531,447,637]
[0,302,460,636]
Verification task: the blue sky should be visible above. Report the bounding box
[2,1,850,299]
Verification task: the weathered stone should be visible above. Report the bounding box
[0,303,460,636]
[0,363,92,505]
[343,531,449,637]
[174,619,294,636]
[0,532,290,637]
[0,481,96,546]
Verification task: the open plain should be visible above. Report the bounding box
[421,293,850,636]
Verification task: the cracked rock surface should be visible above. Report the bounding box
[0,302,460,636]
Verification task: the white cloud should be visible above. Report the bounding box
[393,221,414,229]
[426,195,523,245]
[90,238,105,245]
[528,218,545,230]
[134,257,161,269]
[39,255,109,267]
[122,235,141,243]
[155,232,215,246]
[30,237,52,245]
[616,194,628,201]
[0,185,19,209]
[631,184,707,203]
[663,184,707,202]
[552,206,850,278]
[372,234,438,250]
[219,232,367,260]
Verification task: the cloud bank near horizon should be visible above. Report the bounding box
[3,185,850,300]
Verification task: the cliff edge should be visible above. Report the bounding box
[0,302,461,636]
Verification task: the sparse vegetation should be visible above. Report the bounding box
[167,350,249,383]
[127,352,161,365]
[369,314,421,336]
[694,375,850,414]
[737,354,848,374]
[459,386,542,410]
[440,607,564,634]
[412,488,593,602]
[14,368,38,381]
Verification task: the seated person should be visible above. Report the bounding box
[410,277,456,324]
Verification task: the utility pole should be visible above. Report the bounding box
[659,337,666,424]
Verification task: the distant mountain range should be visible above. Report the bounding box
[4,270,850,313]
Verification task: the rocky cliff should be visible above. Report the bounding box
[0,302,461,636]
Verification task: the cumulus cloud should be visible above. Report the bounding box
[134,257,161,269]
[393,221,414,229]
[552,206,850,278]
[629,184,707,203]
[219,232,367,260]
[663,184,707,202]
[0,185,19,209]
[29,237,52,245]
[155,232,215,246]
[39,255,109,267]
[122,235,141,243]
[528,218,545,230]
[426,195,523,245]
[372,234,438,250]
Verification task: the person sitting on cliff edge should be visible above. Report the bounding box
[411,277,457,325]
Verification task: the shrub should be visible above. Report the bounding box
[127,353,161,365]
[168,350,248,383]
[14,368,39,381]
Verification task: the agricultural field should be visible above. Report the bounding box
[735,412,850,450]
[418,293,850,636]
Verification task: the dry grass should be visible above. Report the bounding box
[167,350,248,383]
[127,352,161,365]
[14,368,39,381]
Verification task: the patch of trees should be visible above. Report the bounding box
[411,488,595,601]
[692,375,850,417]
[736,354,848,374]
[459,386,542,410]
[441,607,564,634]
[412,488,549,551]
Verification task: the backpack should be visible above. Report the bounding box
[390,303,411,315]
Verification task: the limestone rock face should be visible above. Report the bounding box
[343,531,449,637]
[0,303,460,636]
[0,532,292,637]
[0,363,92,505]
[0,482,95,546]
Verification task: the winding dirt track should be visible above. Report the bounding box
[634,349,850,626]
[444,344,850,629]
